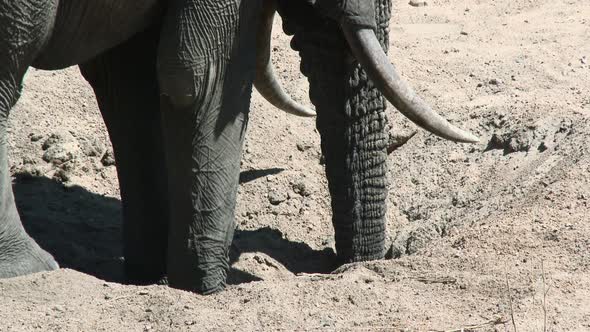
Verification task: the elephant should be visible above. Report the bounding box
[0,0,478,294]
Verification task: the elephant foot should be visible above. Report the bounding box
[124,263,167,286]
[0,234,59,278]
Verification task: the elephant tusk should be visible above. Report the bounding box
[254,0,316,117]
[340,24,479,143]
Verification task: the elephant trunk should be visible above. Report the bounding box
[283,0,392,262]
[321,63,390,262]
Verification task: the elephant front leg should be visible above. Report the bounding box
[0,6,59,277]
[0,76,59,277]
[158,0,259,294]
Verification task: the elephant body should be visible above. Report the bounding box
[1,0,476,294]
[33,1,161,70]
[1,0,263,294]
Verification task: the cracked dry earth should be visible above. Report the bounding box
[1,0,590,331]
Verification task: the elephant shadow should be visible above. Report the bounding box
[12,169,335,285]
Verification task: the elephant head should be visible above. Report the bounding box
[154,0,476,293]
[264,0,478,262]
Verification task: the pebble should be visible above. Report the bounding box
[18,165,43,178]
[292,179,313,197]
[296,141,312,152]
[52,305,65,313]
[41,131,80,165]
[101,150,116,167]
[268,190,287,205]
[22,155,36,165]
[53,169,70,183]
[79,137,105,157]
[42,143,78,164]
[29,133,43,142]
[42,131,73,150]
[408,0,427,7]
[489,78,503,85]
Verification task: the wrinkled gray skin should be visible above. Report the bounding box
[0,0,392,294]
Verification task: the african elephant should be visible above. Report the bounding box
[0,0,477,294]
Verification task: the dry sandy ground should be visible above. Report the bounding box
[1,0,589,330]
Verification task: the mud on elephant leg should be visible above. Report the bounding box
[158,0,259,294]
[79,26,169,285]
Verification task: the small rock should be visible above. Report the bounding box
[296,141,312,152]
[460,31,469,36]
[22,156,36,165]
[538,141,552,152]
[292,179,313,197]
[544,230,559,242]
[60,161,75,172]
[29,133,43,142]
[408,0,427,7]
[42,131,75,150]
[101,150,116,167]
[92,160,104,172]
[41,131,80,164]
[53,169,70,183]
[268,190,287,205]
[18,165,43,178]
[42,143,78,164]
[78,137,105,157]
[52,305,65,313]
[581,56,587,65]
[489,78,503,85]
